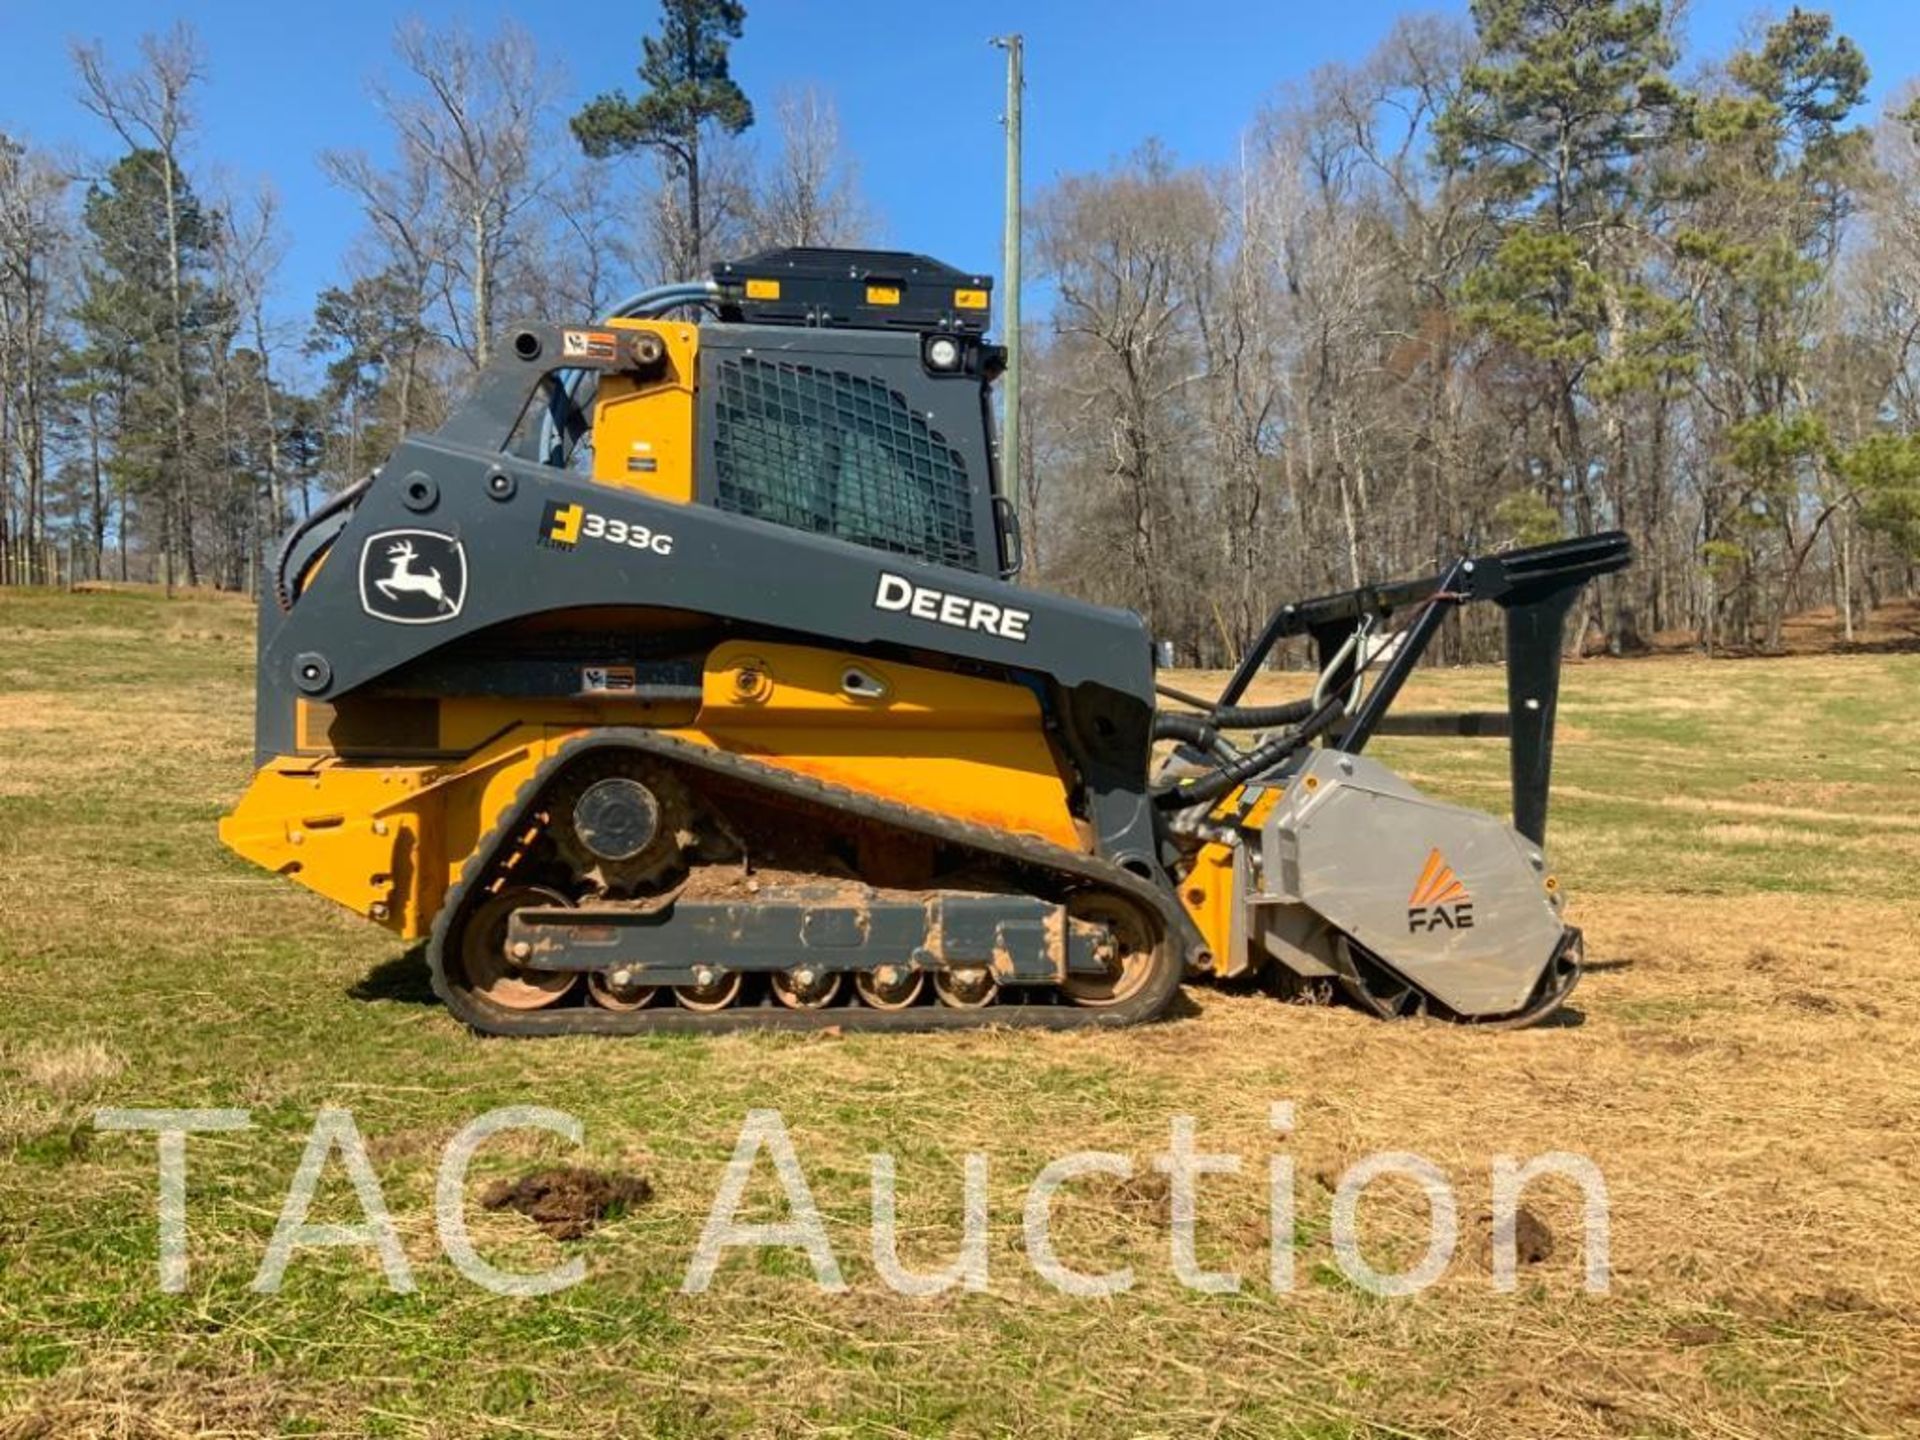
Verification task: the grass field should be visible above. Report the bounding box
[2,586,1918,1439]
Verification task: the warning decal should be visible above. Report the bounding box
[581,665,638,695]
[561,329,619,361]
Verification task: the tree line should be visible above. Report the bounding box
[2,0,1918,659]
[0,1,865,593]
[1022,1,1920,659]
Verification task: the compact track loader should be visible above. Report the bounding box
[222,248,1629,1035]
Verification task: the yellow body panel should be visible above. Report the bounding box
[219,727,580,940]
[1179,840,1239,974]
[588,319,700,503]
[695,640,1083,851]
[221,642,1085,939]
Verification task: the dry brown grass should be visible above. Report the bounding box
[2,588,1918,1438]
[0,1350,339,1440]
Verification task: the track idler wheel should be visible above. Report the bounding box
[458,886,580,1011]
[1058,894,1162,1009]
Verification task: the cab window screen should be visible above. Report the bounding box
[710,356,980,571]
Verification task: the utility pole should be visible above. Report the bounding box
[991,34,1023,508]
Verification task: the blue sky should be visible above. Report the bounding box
[2,0,1914,357]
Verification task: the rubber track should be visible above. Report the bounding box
[427,727,1187,1036]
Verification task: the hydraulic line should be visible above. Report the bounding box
[1151,694,1347,810]
[605,279,722,321]
[1151,711,1217,749]
[1153,680,1220,710]
[1207,697,1316,730]
[1150,711,1239,762]
[1154,680,1316,731]
[273,471,375,612]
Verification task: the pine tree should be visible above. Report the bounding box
[571,0,753,277]
[1438,0,1692,646]
[74,150,221,585]
[1680,10,1870,647]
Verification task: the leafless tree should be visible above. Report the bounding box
[0,135,73,582]
[318,144,442,432]
[748,87,872,249]
[531,156,645,319]
[209,179,290,589]
[643,131,755,282]
[377,20,554,368]
[1032,144,1218,642]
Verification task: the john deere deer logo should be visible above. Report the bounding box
[1407,848,1474,932]
[358,529,466,625]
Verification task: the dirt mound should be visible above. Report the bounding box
[479,1166,654,1240]
[1474,1203,1555,1268]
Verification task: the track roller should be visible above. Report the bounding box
[771,968,843,1009]
[934,965,997,1008]
[674,967,744,1011]
[587,968,659,1012]
[854,965,925,1011]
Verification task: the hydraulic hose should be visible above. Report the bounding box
[1150,711,1245,764]
[1152,712,1218,750]
[605,279,722,321]
[273,471,375,612]
[1207,697,1316,730]
[1151,694,1348,810]
[1150,683,1315,732]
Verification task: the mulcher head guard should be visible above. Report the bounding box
[1152,533,1631,1024]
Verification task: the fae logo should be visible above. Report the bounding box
[1407,848,1474,932]
[358,529,466,625]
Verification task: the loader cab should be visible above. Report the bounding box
[525,248,1022,581]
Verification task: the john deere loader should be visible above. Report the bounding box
[221,248,1629,1035]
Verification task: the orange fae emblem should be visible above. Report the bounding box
[1409,848,1468,907]
[1407,849,1474,931]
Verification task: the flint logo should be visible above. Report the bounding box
[1407,848,1474,932]
[537,503,672,556]
[541,500,584,549]
[539,500,673,556]
[359,529,465,625]
[874,572,1030,642]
